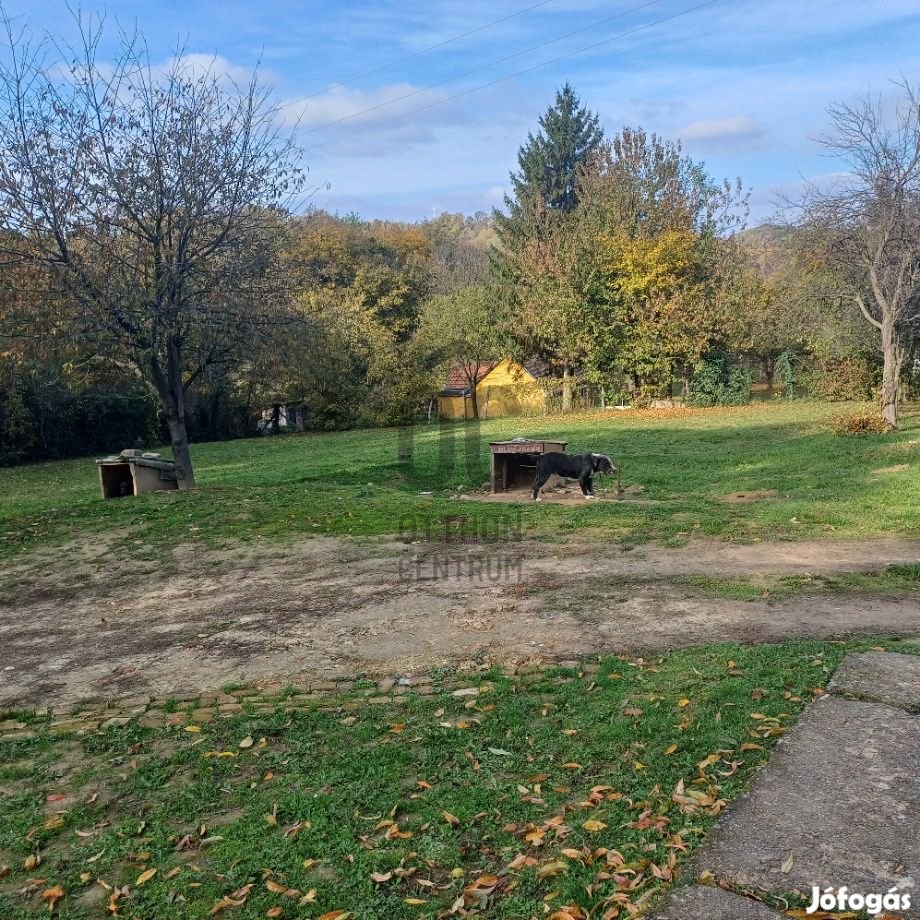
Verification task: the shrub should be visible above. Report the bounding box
[687,355,752,407]
[814,357,878,401]
[830,412,892,436]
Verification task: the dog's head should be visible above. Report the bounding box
[592,453,616,475]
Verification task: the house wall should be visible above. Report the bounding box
[437,394,473,420]
[438,358,545,420]
[478,358,544,419]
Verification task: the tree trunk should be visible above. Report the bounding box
[562,364,573,413]
[880,317,903,429]
[764,355,775,393]
[469,384,479,420]
[161,340,197,489]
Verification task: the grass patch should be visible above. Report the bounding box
[1,637,916,919]
[0,403,919,576]
[687,562,920,603]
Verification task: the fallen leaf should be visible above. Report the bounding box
[136,868,157,885]
[581,819,607,832]
[664,743,678,755]
[41,885,65,910]
[780,851,795,874]
[184,725,201,733]
[442,811,460,827]
[238,735,254,749]
[209,896,246,915]
[536,860,567,880]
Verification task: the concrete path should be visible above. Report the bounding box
[648,651,920,919]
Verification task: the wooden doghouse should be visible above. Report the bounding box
[97,450,179,499]
[489,438,567,493]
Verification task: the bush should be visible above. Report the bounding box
[830,412,892,436]
[687,355,752,407]
[813,357,878,401]
[774,350,800,399]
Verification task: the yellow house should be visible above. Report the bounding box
[437,357,546,420]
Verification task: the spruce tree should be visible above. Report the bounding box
[497,83,604,244]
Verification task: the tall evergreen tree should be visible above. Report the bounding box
[498,83,604,242]
[493,84,603,411]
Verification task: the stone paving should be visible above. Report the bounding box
[649,650,920,919]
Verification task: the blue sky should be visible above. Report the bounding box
[7,0,920,223]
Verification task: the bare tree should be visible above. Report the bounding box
[0,12,303,485]
[795,80,920,428]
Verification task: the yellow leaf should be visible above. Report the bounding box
[298,889,317,905]
[184,725,202,733]
[209,896,246,915]
[678,698,690,708]
[136,868,158,885]
[664,744,678,755]
[404,898,428,905]
[780,851,795,874]
[536,860,567,880]
[581,819,607,832]
[238,735,254,749]
[442,811,460,827]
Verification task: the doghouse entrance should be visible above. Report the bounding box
[99,462,135,498]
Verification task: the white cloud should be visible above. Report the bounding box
[160,53,261,88]
[678,115,761,144]
[283,83,450,132]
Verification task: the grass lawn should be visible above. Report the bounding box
[3,636,917,920]
[1,402,918,571]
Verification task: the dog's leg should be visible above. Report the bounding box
[580,473,595,499]
[532,470,550,501]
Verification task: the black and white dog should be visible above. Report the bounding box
[531,452,616,501]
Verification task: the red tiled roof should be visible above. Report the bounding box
[442,361,499,392]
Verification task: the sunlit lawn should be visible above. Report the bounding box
[1,402,918,570]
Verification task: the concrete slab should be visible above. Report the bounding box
[695,693,920,897]
[830,651,920,712]
[646,885,785,919]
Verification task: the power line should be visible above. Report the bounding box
[301,0,669,136]
[306,0,721,151]
[301,0,561,100]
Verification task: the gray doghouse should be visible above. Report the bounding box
[97,450,178,499]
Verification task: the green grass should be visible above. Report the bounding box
[686,561,920,603]
[1,402,918,572]
[2,637,915,920]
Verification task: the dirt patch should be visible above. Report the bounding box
[871,464,911,476]
[461,481,651,505]
[719,489,778,504]
[2,534,919,710]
